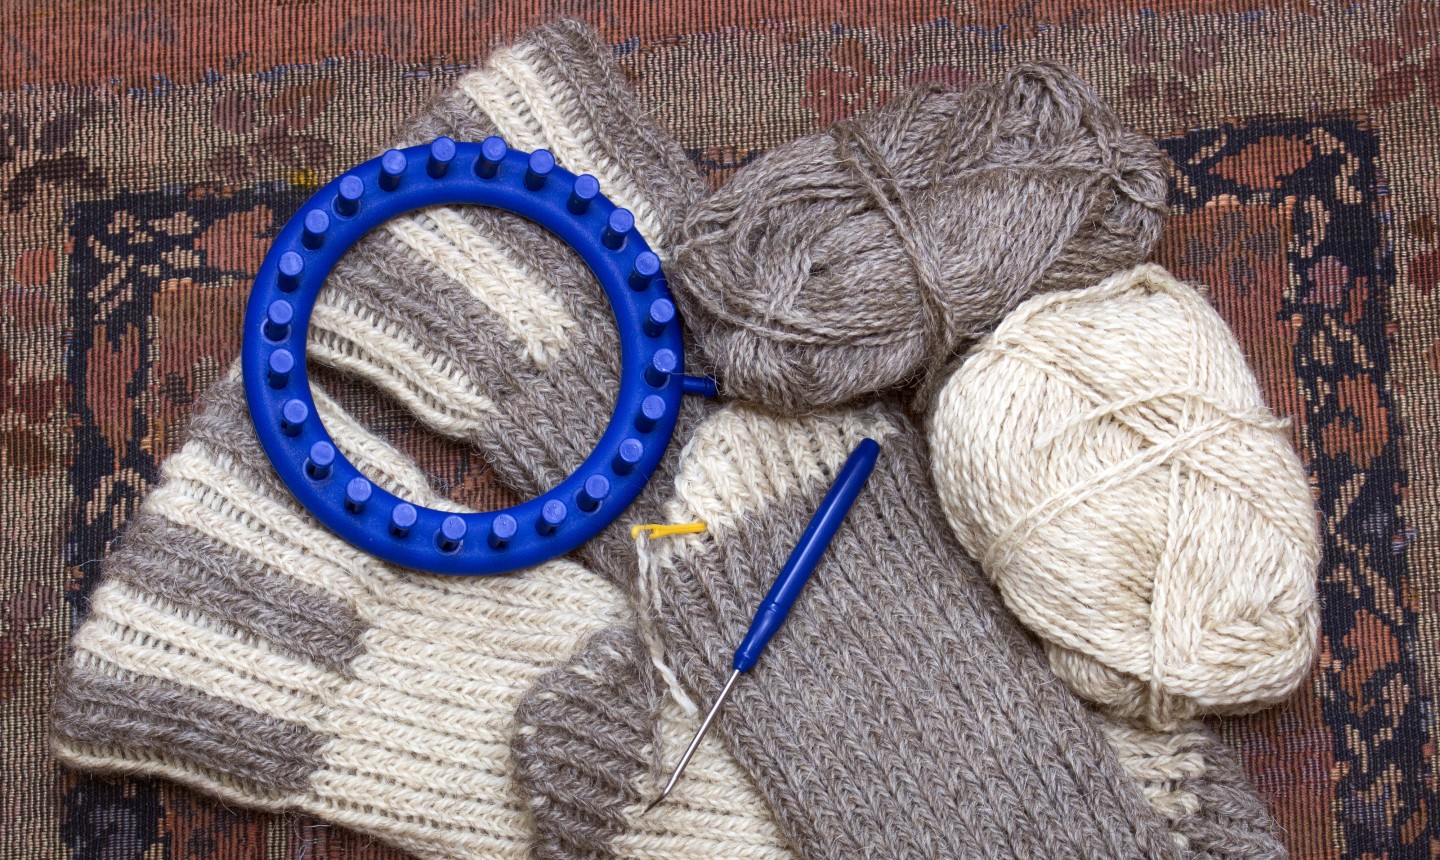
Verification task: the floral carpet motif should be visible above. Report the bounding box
[2,2,1437,857]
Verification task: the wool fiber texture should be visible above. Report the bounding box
[280,36,1224,859]
[51,369,627,858]
[52,23,1286,860]
[927,263,1318,854]
[1099,716,1288,859]
[51,20,780,860]
[670,62,1170,413]
[928,263,1320,727]
[615,401,1211,859]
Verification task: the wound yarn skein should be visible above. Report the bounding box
[671,61,1170,413]
[927,263,1320,729]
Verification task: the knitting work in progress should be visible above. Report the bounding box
[51,22,785,859]
[52,20,1290,860]
[928,263,1320,845]
[671,62,1170,412]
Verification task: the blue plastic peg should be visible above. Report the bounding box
[240,139,717,576]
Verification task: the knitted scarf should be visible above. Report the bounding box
[52,20,1286,860]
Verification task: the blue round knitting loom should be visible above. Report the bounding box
[241,136,701,576]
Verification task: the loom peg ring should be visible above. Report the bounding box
[242,136,709,576]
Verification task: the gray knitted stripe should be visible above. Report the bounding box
[313,27,676,499]
[322,233,615,492]
[52,661,326,792]
[394,85,510,150]
[321,222,713,580]
[187,380,335,508]
[518,21,704,247]
[647,405,1181,859]
[316,64,716,605]
[1173,732,1286,859]
[289,33,1196,856]
[512,626,659,860]
[105,511,366,672]
[50,379,358,797]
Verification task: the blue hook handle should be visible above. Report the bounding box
[731,438,881,673]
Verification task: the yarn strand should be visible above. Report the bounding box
[929,264,1320,726]
[671,61,1171,413]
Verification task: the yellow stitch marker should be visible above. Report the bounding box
[630,522,707,540]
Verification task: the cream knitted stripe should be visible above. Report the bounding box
[459,45,668,248]
[1101,719,1209,824]
[385,210,575,367]
[502,45,670,248]
[659,407,898,534]
[309,297,497,435]
[1098,716,1284,858]
[72,583,336,726]
[54,372,634,858]
[456,58,550,152]
[99,513,366,672]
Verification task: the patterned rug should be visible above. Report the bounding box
[3,2,1437,857]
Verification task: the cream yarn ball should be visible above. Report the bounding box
[928,264,1319,728]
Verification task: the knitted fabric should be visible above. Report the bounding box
[513,627,793,860]
[52,22,1281,860]
[239,31,1216,857]
[1100,717,1286,859]
[298,46,1195,850]
[620,402,1192,858]
[52,371,626,857]
[52,21,779,860]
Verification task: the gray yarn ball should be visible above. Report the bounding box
[671,62,1171,413]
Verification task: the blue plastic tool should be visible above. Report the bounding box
[644,437,882,812]
[241,136,713,576]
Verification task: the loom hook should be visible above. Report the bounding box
[643,438,880,813]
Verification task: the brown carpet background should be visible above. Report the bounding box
[1,1,1437,857]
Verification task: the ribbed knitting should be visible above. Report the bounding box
[513,627,793,860]
[1100,716,1287,859]
[309,71,1213,847]
[52,370,627,857]
[52,20,1286,860]
[619,401,1202,859]
[52,21,780,860]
